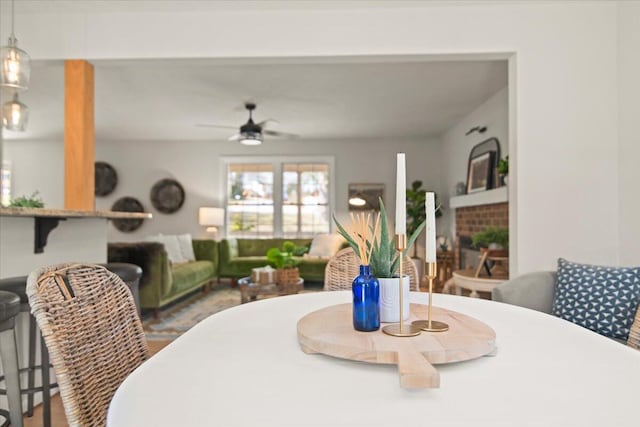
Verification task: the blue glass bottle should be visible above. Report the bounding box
[352,265,380,332]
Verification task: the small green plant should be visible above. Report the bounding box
[472,227,509,249]
[9,191,44,208]
[266,241,300,269]
[334,199,425,278]
[497,156,509,175]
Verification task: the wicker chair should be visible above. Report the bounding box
[26,263,149,427]
[628,305,640,351]
[324,247,420,291]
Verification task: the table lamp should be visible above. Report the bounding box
[198,207,225,234]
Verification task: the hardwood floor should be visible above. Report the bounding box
[22,339,172,427]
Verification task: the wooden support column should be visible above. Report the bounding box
[64,60,95,210]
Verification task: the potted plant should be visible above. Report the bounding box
[406,180,442,258]
[9,191,44,208]
[472,227,509,250]
[334,199,425,322]
[497,156,509,186]
[266,241,301,289]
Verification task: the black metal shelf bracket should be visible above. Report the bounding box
[34,217,66,254]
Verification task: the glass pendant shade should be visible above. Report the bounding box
[2,94,29,131]
[1,38,31,90]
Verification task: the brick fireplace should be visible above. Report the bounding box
[455,202,508,270]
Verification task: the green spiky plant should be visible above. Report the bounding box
[333,199,425,278]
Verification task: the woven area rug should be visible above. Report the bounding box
[143,285,321,341]
[143,287,241,341]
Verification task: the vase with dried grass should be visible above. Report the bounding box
[346,212,381,331]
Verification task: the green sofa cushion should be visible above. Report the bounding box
[171,261,215,294]
[237,239,311,257]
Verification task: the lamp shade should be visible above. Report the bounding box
[198,207,225,226]
[2,93,28,131]
[1,43,31,89]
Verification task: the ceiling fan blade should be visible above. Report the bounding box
[228,134,241,141]
[263,129,299,138]
[256,119,279,128]
[196,124,238,130]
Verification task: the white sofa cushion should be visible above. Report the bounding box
[308,234,345,258]
[146,234,186,264]
[176,233,196,262]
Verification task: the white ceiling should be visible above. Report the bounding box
[2,57,507,142]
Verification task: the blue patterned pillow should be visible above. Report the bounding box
[552,258,640,339]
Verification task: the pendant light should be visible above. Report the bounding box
[2,93,29,131]
[1,0,31,89]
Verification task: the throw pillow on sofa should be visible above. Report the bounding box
[308,234,345,258]
[176,234,196,262]
[552,258,640,339]
[146,234,186,264]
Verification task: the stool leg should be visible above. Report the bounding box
[40,337,51,427]
[0,329,24,427]
[27,314,37,417]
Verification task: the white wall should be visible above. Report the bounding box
[618,2,640,265]
[2,140,64,207]
[0,1,631,274]
[94,137,442,244]
[440,86,508,241]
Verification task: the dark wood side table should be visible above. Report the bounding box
[237,277,304,304]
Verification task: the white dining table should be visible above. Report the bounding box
[108,291,640,427]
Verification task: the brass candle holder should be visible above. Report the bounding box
[412,262,449,332]
[382,234,421,337]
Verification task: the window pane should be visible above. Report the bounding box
[281,163,330,236]
[301,171,328,204]
[300,205,330,234]
[282,171,298,204]
[227,163,274,237]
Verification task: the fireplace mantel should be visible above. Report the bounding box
[449,187,508,209]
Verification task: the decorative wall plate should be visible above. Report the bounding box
[150,179,185,214]
[95,161,118,196]
[111,197,145,232]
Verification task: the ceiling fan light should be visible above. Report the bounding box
[2,93,29,131]
[239,132,262,146]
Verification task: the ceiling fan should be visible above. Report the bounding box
[197,102,298,146]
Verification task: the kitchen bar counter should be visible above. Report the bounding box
[0,207,152,219]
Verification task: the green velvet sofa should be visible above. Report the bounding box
[219,238,331,282]
[107,239,218,315]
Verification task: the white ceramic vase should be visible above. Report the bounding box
[378,276,410,323]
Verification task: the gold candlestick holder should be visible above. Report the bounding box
[412,262,449,332]
[382,234,421,337]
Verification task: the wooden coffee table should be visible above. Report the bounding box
[237,277,304,304]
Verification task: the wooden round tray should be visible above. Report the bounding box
[297,303,496,389]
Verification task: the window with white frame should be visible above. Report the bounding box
[282,163,330,236]
[224,157,333,237]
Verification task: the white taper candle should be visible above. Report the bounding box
[395,153,406,234]
[425,192,437,262]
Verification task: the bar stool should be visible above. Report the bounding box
[0,277,55,427]
[0,290,23,427]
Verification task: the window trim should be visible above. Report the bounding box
[220,155,335,237]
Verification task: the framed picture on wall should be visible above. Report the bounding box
[466,152,495,193]
[348,183,385,211]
